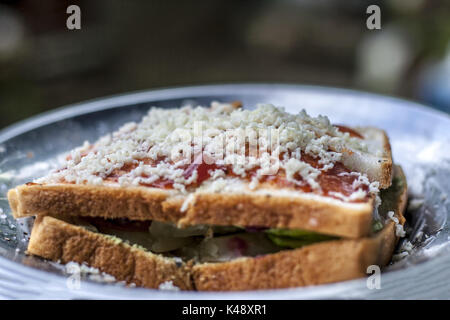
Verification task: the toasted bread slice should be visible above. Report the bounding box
[27,215,193,290]
[26,166,406,291]
[8,104,393,239]
[9,183,374,238]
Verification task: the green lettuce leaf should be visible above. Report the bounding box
[265,228,337,248]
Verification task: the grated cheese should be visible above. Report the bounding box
[38,102,377,201]
[328,189,368,202]
[387,211,406,237]
[158,280,181,291]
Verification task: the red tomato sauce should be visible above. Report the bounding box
[62,126,369,202]
[335,125,363,139]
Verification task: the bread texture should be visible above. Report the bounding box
[27,215,193,290]
[343,127,392,189]
[9,184,373,238]
[25,166,407,291]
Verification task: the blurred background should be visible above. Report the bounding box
[0,0,449,129]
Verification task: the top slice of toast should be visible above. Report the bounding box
[7,102,393,238]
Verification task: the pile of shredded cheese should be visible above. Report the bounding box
[39,102,378,199]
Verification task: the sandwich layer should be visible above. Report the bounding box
[8,102,393,238]
[9,183,373,238]
[194,165,407,290]
[26,166,407,291]
[27,215,193,290]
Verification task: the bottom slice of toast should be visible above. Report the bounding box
[27,215,194,290]
[25,166,407,291]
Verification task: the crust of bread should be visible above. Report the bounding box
[8,184,182,222]
[27,215,193,290]
[9,184,373,238]
[193,237,379,291]
[346,127,393,189]
[179,193,373,238]
[376,128,393,189]
[26,166,406,291]
[193,226,399,291]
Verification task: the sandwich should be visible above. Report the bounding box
[7,102,407,291]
